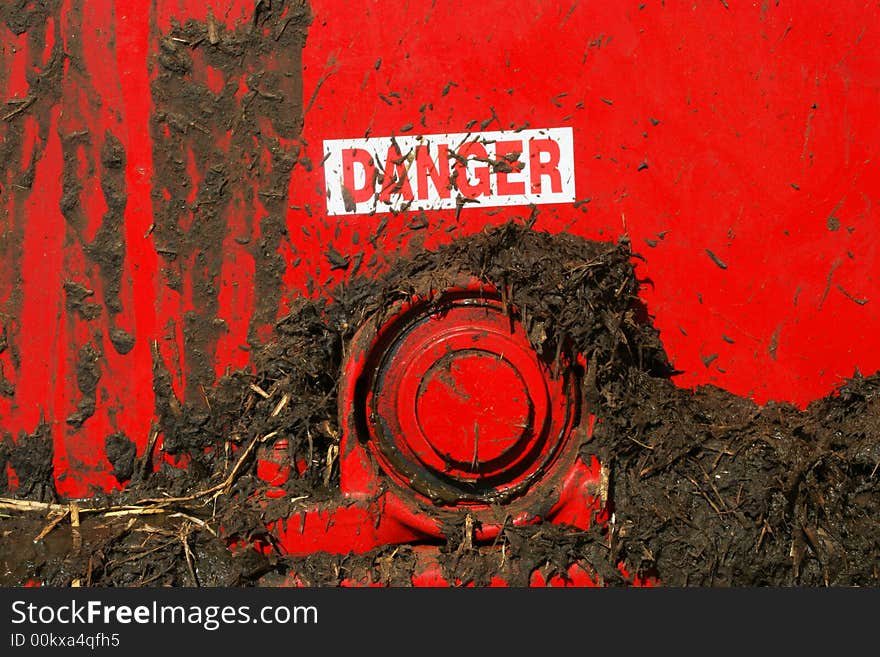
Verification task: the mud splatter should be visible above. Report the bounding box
[66,341,102,429]
[108,327,135,355]
[0,433,9,492]
[0,363,13,398]
[150,0,311,405]
[9,421,55,502]
[3,220,879,587]
[104,431,136,483]
[0,325,13,396]
[0,1,65,393]
[87,130,128,315]
[63,281,102,321]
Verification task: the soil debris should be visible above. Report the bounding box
[63,281,102,322]
[104,432,137,484]
[108,328,136,355]
[149,0,311,402]
[705,248,728,270]
[66,342,102,429]
[2,222,879,587]
[8,421,56,502]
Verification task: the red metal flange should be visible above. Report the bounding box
[356,286,577,506]
[262,281,606,557]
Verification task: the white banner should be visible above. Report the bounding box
[322,127,575,216]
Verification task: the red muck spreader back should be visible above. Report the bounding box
[0,0,878,587]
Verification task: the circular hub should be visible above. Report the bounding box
[416,350,530,467]
[355,287,579,506]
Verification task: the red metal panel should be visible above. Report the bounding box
[293,0,879,408]
[1,1,878,575]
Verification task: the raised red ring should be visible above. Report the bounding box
[356,287,578,506]
[392,320,551,481]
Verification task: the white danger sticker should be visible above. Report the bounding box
[322,127,575,216]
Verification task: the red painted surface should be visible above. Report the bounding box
[2,0,879,584]
[292,0,880,407]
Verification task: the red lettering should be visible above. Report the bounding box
[379,144,415,203]
[495,140,525,196]
[529,138,562,194]
[416,144,451,199]
[341,148,377,205]
[454,142,491,197]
